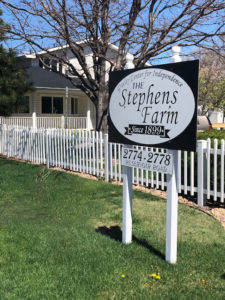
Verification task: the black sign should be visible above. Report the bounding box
[108,60,199,152]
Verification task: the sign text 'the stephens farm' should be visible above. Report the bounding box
[108,61,199,151]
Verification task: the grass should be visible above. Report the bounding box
[0,157,225,299]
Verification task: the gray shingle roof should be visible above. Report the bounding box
[25,67,81,89]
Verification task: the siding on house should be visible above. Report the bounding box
[11,89,96,127]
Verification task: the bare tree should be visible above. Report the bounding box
[1,0,224,130]
[193,48,225,116]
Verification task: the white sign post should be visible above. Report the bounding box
[122,54,134,244]
[165,46,182,264]
[166,149,179,263]
[122,145,133,244]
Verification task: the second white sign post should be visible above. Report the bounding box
[166,47,181,263]
[122,55,134,245]
[122,144,133,244]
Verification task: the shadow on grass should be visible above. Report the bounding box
[96,225,164,260]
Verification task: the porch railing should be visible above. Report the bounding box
[0,116,33,127]
[0,115,89,129]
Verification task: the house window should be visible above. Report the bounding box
[39,57,59,71]
[71,97,78,114]
[39,59,43,68]
[39,57,51,69]
[51,59,58,72]
[42,96,63,114]
[42,96,52,113]
[59,62,63,73]
[44,57,51,68]
[14,96,30,113]
[53,97,63,114]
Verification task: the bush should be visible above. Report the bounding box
[197,129,225,141]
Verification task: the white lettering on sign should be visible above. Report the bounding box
[109,68,195,145]
[121,147,173,174]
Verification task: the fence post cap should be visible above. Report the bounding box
[197,139,207,145]
[125,53,134,69]
[172,45,181,55]
[171,45,182,63]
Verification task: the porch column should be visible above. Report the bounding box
[31,93,37,128]
[32,112,37,128]
[87,98,91,130]
[31,92,36,113]
[65,87,68,128]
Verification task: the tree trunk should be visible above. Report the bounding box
[96,91,108,133]
[95,59,109,133]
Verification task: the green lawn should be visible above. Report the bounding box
[0,157,225,299]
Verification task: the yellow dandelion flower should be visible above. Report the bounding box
[121,274,125,278]
[156,275,161,280]
[151,273,156,278]
[201,279,205,283]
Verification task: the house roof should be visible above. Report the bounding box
[19,40,121,58]
[25,67,80,90]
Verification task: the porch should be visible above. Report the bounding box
[0,86,96,130]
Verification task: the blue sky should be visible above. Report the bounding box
[0,1,222,65]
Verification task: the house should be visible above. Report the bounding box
[12,44,96,129]
[0,41,153,129]
[2,42,123,129]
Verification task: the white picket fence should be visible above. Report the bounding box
[0,125,224,205]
